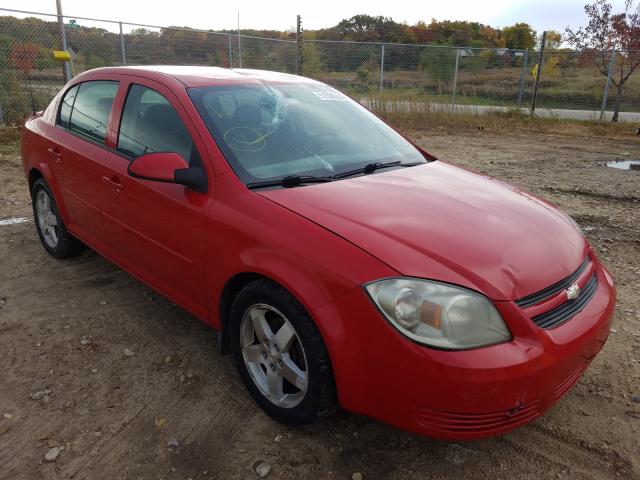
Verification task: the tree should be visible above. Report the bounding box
[10,42,39,76]
[479,25,505,47]
[565,0,640,121]
[301,42,326,76]
[333,15,415,43]
[501,23,536,50]
[543,55,561,76]
[336,15,387,40]
[0,34,15,69]
[9,43,39,114]
[545,30,563,50]
[207,47,229,68]
[426,20,473,46]
[419,46,457,83]
[410,21,435,44]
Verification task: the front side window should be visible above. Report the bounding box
[67,81,118,142]
[188,83,425,184]
[117,84,197,165]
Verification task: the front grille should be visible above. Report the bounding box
[415,399,542,436]
[531,274,598,329]
[515,257,590,308]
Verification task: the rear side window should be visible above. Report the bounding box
[58,85,79,128]
[117,84,197,164]
[65,81,118,143]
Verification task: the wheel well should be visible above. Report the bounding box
[28,168,43,195]
[218,272,269,353]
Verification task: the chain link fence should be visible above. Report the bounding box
[307,41,640,120]
[1,8,639,124]
[0,9,297,123]
[532,49,640,119]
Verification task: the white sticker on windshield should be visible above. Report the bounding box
[311,86,350,101]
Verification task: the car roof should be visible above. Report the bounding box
[82,65,319,88]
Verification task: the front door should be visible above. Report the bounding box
[99,80,212,318]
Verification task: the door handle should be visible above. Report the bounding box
[102,175,123,192]
[47,148,62,163]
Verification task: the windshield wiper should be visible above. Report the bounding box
[247,161,425,189]
[333,161,424,179]
[247,175,334,190]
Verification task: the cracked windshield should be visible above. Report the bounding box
[188,83,425,183]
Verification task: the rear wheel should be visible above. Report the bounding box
[32,178,84,258]
[229,279,338,424]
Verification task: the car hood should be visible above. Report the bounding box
[258,161,589,301]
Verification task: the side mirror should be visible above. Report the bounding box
[128,152,207,193]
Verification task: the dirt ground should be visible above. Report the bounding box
[0,128,639,480]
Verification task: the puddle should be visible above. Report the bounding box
[606,160,640,170]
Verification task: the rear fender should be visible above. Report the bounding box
[29,160,71,226]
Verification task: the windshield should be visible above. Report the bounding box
[188,83,426,184]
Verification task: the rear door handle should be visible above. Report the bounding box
[102,175,123,192]
[47,147,62,163]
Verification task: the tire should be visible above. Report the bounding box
[229,279,338,424]
[31,178,84,259]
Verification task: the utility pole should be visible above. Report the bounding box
[451,48,460,112]
[119,22,126,65]
[296,15,302,75]
[600,50,616,121]
[379,44,385,91]
[56,0,71,82]
[530,31,546,116]
[237,11,242,69]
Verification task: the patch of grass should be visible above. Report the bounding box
[0,126,21,145]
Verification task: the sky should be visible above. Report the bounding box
[0,0,632,34]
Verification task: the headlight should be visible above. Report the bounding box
[365,278,511,350]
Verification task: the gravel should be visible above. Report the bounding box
[29,389,51,400]
[254,461,272,478]
[2,131,639,479]
[44,447,61,462]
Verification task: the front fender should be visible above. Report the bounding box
[205,175,397,331]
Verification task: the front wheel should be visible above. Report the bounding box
[229,279,338,424]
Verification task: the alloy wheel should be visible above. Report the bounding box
[240,303,309,408]
[35,189,59,249]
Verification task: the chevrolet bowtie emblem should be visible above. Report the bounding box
[566,284,581,300]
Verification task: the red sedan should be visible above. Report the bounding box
[21,66,615,440]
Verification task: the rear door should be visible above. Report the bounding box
[49,80,119,246]
[99,79,212,319]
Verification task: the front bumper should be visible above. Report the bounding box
[312,259,615,440]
